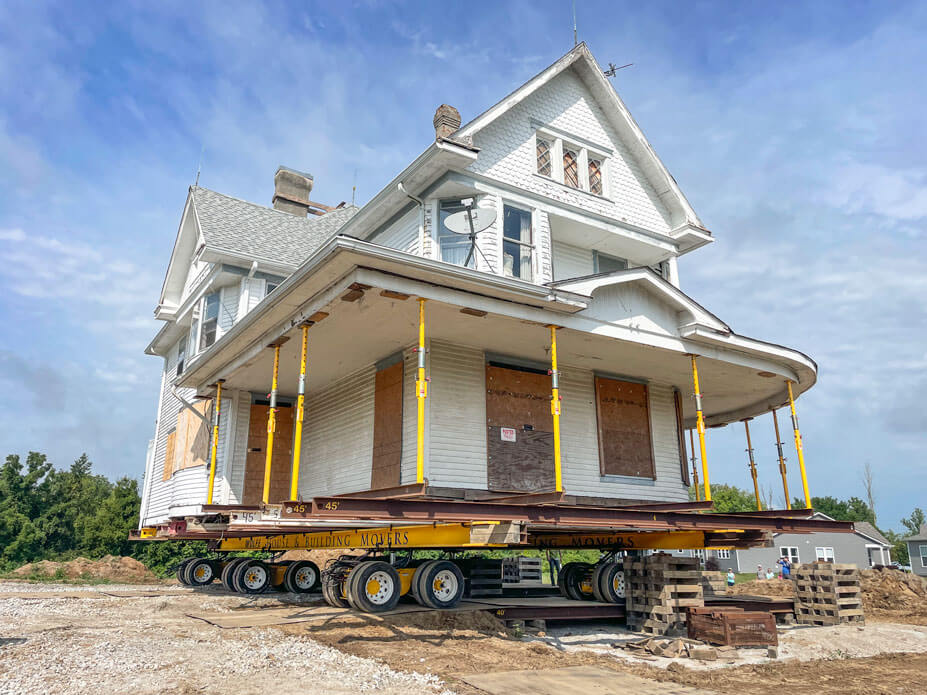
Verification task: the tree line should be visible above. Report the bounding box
[0,451,202,576]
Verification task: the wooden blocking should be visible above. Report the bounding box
[341,282,372,302]
[460,307,487,317]
[624,554,704,637]
[791,561,865,625]
[379,290,410,300]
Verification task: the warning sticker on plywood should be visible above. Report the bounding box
[500,427,516,442]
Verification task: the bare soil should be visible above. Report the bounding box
[8,555,159,583]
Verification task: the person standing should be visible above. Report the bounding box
[756,564,763,580]
[727,569,736,588]
[778,556,791,580]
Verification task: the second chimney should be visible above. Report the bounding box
[273,166,314,217]
[433,104,461,140]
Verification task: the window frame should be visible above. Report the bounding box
[198,291,221,351]
[918,544,927,568]
[436,198,476,268]
[593,251,628,274]
[176,334,187,377]
[815,546,835,562]
[716,549,731,560]
[534,129,609,197]
[500,203,535,281]
[779,546,799,564]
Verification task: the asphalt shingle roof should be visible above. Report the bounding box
[854,521,890,546]
[903,524,927,542]
[191,186,357,268]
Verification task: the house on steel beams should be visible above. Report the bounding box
[138,44,818,531]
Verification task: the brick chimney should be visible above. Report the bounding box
[272,166,314,217]
[433,104,461,140]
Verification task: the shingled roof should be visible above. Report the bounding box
[190,186,357,268]
[854,521,890,546]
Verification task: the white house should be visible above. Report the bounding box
[138,44,818,530]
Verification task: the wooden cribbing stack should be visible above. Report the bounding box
[792,562,864,625]
[625,554,704,636]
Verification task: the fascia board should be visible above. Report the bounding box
[198,247,296,277]
[158,190,196,308]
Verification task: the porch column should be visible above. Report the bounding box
[549,325,563,493]
[262,343,281,504]
[771,408,791,509]
[415,298,427,484]
[786,380,812,509]
[290,323,310,501]
[206,380,224,505]
[742,418,761,510]
[689,355,711,502]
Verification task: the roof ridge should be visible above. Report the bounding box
[191,185,356,223]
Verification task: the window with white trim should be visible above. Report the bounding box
[437,199,472,267]
[535,129,608,196]
[594,251,628,274]
[176,335,187,377]
[199,292,220,350]
[780,546,799,564]
[693,549,705,559]
[502,204,533,281]
[920,544,927,568]
[715,549,731,560]
[815,547,835,562]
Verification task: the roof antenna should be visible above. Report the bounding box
[194,144,205,186]
[603,62,633,78]
[572,0,578,46]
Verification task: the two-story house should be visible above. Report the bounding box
[139,44,817,530]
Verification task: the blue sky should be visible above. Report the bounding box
[0,1,924,532]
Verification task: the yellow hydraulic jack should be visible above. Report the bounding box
[741,418,761,511]
[771,408,791,510]
[786,380,812,509]
[549,325,563,493]
[688,355,711,502]
[688,428,700,501]
[415,298,427,484]
[290,323,311,501]
[206,380,224,505]
[262,343,282,504]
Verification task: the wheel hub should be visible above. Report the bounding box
[365,571,394,605]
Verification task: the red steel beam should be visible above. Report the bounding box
[299,497,855,533]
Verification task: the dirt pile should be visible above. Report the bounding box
[10,555,158,583]
[729,579,795,598]
[276,549,354,569]
[860,568,927,612]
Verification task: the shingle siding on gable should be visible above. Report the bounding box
[468,69,673,234]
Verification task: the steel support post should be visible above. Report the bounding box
[290,324,310,500]
[786,380,812,509]
[771,408,791,510]
[549,325,563,493]
[262,344,281,504]
[689,355,711,501]
[206,380,224,505]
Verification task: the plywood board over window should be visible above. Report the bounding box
[371,360,403,488]
[242,403,294,505]
[163,399,212,479]
[486,364,555,492]
[594,376,655,479]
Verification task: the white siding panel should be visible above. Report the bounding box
[298,366,376,498]
[559,367,687,502]
[218,284,237,336]
[400,346,420,485]
[552,241,594,280]
[428,341,487,489]
[374,208,420,255]
[227,391,252,504]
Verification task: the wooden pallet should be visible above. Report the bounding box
[624,554,703,636]
[791,562,865,625]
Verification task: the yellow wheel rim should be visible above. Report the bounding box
[366,579,381,595]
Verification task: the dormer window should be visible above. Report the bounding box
[536,137,552,177]
[199,292,220,350]
[534,129,609,197]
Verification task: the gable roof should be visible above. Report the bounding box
[903,524,927,543]
[190,186,358,269]
[456,43,706,233]
[854,521,890,546]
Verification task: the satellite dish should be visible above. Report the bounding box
[441,201,497,271]
[443,207,497,235]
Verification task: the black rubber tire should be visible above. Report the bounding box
[591,563,608,603]
[175,558,194,586]
[349,561,401,613]
[411,560,437,606]
[575,562,596,600]
[184,558,217,587]
[283,560,320,593]
[596,562,625,603]
[221,558,247,592]
[235,559,271,594]
[416,560,465,609]
[321,570,351,608]
[557,562,580,600]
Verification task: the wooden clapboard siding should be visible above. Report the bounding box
[594,376,655,478]
[241,404,294,505]
[428,341,487,489]
[486,364,554,492]
[371,361,403,488]
[674,389,690,486]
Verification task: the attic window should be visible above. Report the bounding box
[563,149,579,188]
[589,158,603,195]
[199,292,220,350]
[536,138,551,177]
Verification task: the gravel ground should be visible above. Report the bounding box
[0,583,453,695]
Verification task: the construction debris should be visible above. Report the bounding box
[620,636,739,662]
[687,607,778,646]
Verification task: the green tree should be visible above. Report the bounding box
[80,477,141,557]
[691,483,763,513]
[0,453,52,568]
[791,495,876,524]
[901,508,925,537]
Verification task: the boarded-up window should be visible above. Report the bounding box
[563,149,579,188]
[371,360,404,489]
[536,137,551,176]
[167,400,212,477]
[674,389,690,486]
[594,376,655,478]
[588,158,603,195]
[162,429,177,480]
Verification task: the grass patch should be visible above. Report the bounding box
[0,570,116,585]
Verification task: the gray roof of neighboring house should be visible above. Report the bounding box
[190,186,357,268]
[903,524,927,543]
[854,521,890,546]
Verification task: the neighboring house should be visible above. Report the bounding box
[139,44,819,529]
[682,513,892,573]
[902,524,927,577]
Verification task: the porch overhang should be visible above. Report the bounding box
[176,237,816,427]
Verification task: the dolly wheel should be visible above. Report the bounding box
[284,560,320,593]
[175,558,194,586]
[221,558,248,592]
[321,570,350,608]
[417,560,464,609]
[235,560,271,594]
[594,562,625,603]
[348,561,401,613]
[184,558,217,587]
